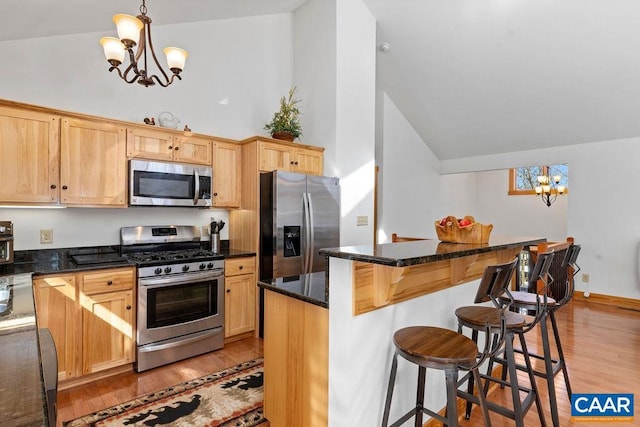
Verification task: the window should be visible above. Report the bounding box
[509,164,568,195]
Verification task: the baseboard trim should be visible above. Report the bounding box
[423,365,504,427]
[573,291,640,311]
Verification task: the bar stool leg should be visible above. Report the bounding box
[471,367,492,427]
[415,366,427,427]
[550,311,572,397]
[517,331,547,426]
[381,353,398,427]
[444,368,460,427]
[464,329,479,419]
[540,315,560,427]
[504,331,525,427]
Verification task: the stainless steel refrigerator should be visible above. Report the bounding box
[260,170,340,280]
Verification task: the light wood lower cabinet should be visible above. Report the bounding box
[263,290,328,426]
[33,267,135,384]
[224,256,256,339]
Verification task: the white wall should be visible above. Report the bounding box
[441,138,640,300]
[378,93,477,242]
[475,169,568,242]
[0,14,293,250]
[1,207,229,250]
[0,15,293,140]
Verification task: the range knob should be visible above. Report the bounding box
[182,265,190,272]
[199,263,206,270]
[154,268,162,275]
[207,262,214,269]
[164,266,172,274]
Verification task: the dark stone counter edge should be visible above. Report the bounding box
[319,237,546,267]
[1,245,256,277]
[257,279,328,309]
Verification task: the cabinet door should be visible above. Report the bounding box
[213,141,241,207]
[126,127,175,161]
[259,142,293,172]
[0,107,59,203]
[293,148,324,175]
[60,117,127,206]
[174,135,212,165]
[81,290,134,375]
[225,273,256,337]
[33,275,78,381]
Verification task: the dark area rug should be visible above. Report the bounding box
[64,358,264,427]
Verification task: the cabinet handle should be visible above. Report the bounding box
[226,289,231,293]
[62,185,68,190]
[126,305,132,310]
[107,280,113,285]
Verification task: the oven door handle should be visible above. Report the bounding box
[138,327,224,353]
[139,269,224,288]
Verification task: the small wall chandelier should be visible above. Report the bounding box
[99,0,188,87]
[535,167,566,207]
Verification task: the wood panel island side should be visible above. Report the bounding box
[261,235,544,426]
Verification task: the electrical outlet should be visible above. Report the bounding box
[356,216,368,226]
[582,273,590,283]
[40,229,53,244]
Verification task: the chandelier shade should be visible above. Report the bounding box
[99,0,188,87]
[534,167,566,207]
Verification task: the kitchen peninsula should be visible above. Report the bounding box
[318,235,544,425]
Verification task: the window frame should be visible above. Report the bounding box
[508,165,569,196]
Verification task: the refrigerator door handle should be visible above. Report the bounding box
[307,191,315,273]
[302,192,312,273]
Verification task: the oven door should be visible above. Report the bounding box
[129,159,212,207]
[137,269,224,346]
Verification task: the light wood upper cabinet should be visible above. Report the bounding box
[60,117,127,206]
[0,106,59,203]
[213,140,241,208]
[33,275,79,382]
[258,140,323,175]
[127,127,212,165]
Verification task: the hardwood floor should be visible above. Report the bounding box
[56,337,263,426]
[57,300,638,426]
[460,299,640,426]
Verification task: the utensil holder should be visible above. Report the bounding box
[210,233,221,254]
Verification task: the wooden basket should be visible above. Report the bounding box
[434,215,493,244]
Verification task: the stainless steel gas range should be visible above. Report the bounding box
[120,225,224,372]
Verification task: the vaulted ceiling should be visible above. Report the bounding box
[4,0,640,160]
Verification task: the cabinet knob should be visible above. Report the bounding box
[107,280,113,285]
[295,161,299,165]
[174,146,179,151]
[168,145,173,150]
[239,265,244,270]
[290,161,295,165]
[62,185,68,190]
[126,305,132,310]
[226,289,231,293]
[50,184,57,189]
[213,192,218,196]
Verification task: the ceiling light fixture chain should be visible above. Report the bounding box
[99,0,188,88]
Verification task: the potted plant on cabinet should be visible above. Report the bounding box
[264,87,302,141]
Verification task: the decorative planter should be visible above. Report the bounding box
[434,215,493,244]
[272,131,295,141]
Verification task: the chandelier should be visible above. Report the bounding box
[535,167,566,207]
[99,0,188,87]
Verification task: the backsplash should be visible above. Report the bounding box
[0,207,229,250]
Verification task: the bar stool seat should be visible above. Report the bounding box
[382,326,491,427]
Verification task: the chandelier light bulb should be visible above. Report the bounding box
[100,37,125,65]
[164,47,188,73]
[113,14,143,47]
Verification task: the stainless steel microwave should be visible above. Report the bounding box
[129,159,212,207]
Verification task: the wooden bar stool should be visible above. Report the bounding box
[381,259,517,427]
[456,252,554,427]
[505,243,581,427]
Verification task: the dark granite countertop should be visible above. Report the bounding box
[0,244,255,278]
[319,235,545,267]
[258,271,328,308]
[0,273,48,426]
